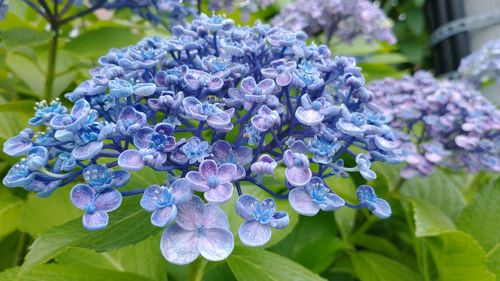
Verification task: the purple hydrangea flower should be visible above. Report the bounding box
[116,106,147,135]
[119,123,176,170]
[182,97,232,130]
[140,178,193,227]
[83,164,130,192]
[186,159,236,203]
[368,71,500,177]
[356,185,391,219]
[212,140,252,180]
[261,59,296,87]
[272,0,396,44]
[250,154,277,175]
[251,105,281,132]
[161,196,233,264]
[70,184,122,230]
[283,140,312,187]
[355,154,376,181]
[289,177,344,216]
[235,195,289,246]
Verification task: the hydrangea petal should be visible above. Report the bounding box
[238,221,271,247]
[285,166,312,187]
[176,196,204,231]
[118,150,144,171]
[161,224,199,265]
[198,227,234,261]
[83,211,109,231]
[151,205,177,227]
[289,187,319,216]
[70,184,94,210]
[204,182,233,204]
[201,203,230,229]
[72,141,103,160]
[94,189,122,212]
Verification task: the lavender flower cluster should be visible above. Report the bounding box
[368,71,500,178]
[271,0,396,44]
[458,39,500,86]
[3,15,397,264]
[208,0,274,21]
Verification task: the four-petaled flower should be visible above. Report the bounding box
[184,69,224,92]
[70,184,122,230]
[119,123,176,170]
[356,185,391,219]
[182,97,232,130]
[235,195,289,246]
[289,177,345,216]
[83,164,130,192]
[212,140,252,180]
[140,178,193,227]
[251,105,281,132]
[161,196,234,264]
[296,94,339,126]
[261,59,296,87]
[186,160,236,203]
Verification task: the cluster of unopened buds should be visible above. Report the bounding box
[368,71,500,178]
[3,14,398,264]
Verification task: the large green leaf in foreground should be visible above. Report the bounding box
[227,246,325,281]
[21,197,161,273]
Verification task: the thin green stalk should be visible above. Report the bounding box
[187,257,208,281]
[44,26,59,101]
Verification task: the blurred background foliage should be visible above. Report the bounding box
[0,1,498,281]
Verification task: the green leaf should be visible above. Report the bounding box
[5,51,45,98]
[401,169,467,220]
[56,234,167,281]
[335,207,356,238]
[350,251,418,281]
[0,264,155,281]
[0,189,23,237]
[355,235,401,259]
[406,10,424,35]
[364,53,408,64]
[21,197,161,273]
[270,212,347,273]
[0,231,31,271]
[19,187,82,235]
[1,28,54,49]
[426,231,495,281]
[411,199,456,237]
[65,27,141,57]
[227,246,326,281]
[0,112,30,144]
[0,100,36,113]
[458,179,500,278]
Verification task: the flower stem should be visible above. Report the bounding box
[44,26,59,101]
[187,257,207,281]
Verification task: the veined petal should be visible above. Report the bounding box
[289,187,319,216]
[238,221,271,247]
[198,227,234,261]
[161,224,199,265]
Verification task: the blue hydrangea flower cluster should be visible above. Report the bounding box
[271,0,396,44]
[458,39,500,86]
[368,71,500,178]
[3,15,398,264]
